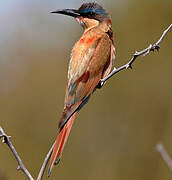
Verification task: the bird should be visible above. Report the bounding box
[48,2,115,176]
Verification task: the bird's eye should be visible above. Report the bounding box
[88,11,95,16]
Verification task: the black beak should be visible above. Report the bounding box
[51,9,80,18]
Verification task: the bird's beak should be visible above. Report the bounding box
[51,9,80,18]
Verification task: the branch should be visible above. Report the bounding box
[100,23,172,86]
[0,126,34,180]
[0,125,55,180]
[156,143,172,171]
[37,142,55,180]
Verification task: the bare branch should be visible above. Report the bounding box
[0,124,55,180]
[156,143,172,171]
[37,142,55,180]
[100,24,172,86]
[0,126,34,180]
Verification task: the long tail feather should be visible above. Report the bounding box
[48,112,77,176]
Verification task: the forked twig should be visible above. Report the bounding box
[0,126,55,180]
[0,126,34,180]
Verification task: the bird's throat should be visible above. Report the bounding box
[76,17,99,31]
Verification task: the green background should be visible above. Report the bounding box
[0,0,172,179]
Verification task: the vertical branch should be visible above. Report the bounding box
[37,142,55,180]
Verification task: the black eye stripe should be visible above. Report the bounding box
[88,11,94,16]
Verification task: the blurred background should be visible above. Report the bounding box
[0,0,172,179]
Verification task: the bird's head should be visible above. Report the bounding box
[51,2,111,29]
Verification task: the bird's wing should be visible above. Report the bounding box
[58,32,114,130]
[65,32,112,107]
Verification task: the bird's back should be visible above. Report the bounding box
[66,26,112,108]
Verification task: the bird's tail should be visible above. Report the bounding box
[48,112,77,176]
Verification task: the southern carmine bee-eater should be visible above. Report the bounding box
[48,2,115,175]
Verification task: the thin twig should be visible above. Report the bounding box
[0,126,34,180]
[100,23,172,86]
[37,142,55,180]
[156,143,172,171]
[58,24,172,130]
